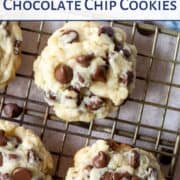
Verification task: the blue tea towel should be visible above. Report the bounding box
[155,21,180,32]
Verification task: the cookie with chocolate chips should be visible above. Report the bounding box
[0,22,22,89]
[33,21,137,122]
[66,140,165,180]
[0,120,53,180]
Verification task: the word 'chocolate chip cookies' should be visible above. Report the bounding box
[66,140,165,180]
[0,22,22,89]
[34,21,137,122]
[0,120,53,180]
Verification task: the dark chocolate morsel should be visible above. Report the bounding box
[0,132,7,146]
[114,41,123,52]
[12,167,32,180]
[0,152,3,166]
[130,150,140,169]
[76,54,94,67]
[9,154,18,160]
[55,64,73,84]
[62,30,79,43]
[99,26,114,38]
[123,49,131,58]
[92,151,110,168]
[3,103,22,118]
[92,65,107,82]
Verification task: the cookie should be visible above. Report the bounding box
[0,120,53,180]
[66,140,165,180]
[34,22,137,122]
[0,22,22,89]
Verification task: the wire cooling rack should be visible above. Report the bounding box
[0,21,179,180]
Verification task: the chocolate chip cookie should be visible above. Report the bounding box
[0,120,53,179]
[0,22,22,89]
[66,140,165,180]
[34,22,137,122]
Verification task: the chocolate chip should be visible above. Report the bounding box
[12,168,32,180]
[84,165,93,171]
[77,73,85,83]
[55,64,73,84]
[99,26,114,38]
[85,96,104,111]
[92,65,107,82]
[3,103,22,118]
[92,151,109,168]
[47,91,56,100]
[123,49,131,58]
[9,154,18,160]
[27,149,41,163]
[14,40,22,55]
[62,30,79,43]
[0,132,7,146]
[147,167,158,179]
[114,41,123,52]
[0,152,3,166]
[106,139,119,151]
[76,54,94,67]
[127,71,134,85]
[0,130,5,136]
[130,150,140,169]
[101,172,121,180]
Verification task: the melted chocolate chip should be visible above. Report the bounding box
[92,65,107,82]
[14,40,22,55]
[3,103,22,118]
[101,172,125,180]
[85,96,104,111]
[55,64,73,84]
[0,152,3,166]
[0,132,7,146]
[9,154,18,160]
[77,73,85,83]
[130,150,140,169]
[99,26,114,38]
[47,91,56,100]
[62,30,79,43]
[76,54,94,67]
[114,41,123,52]
[123,49,131,58]
[84,165,93,171]
[106,139,120,151]
[120,172,132,180]
[12,168,32,180]
[92,151,109,168]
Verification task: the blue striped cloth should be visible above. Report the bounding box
[155,21,180,32]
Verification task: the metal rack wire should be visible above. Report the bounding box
[0,21,179,180]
